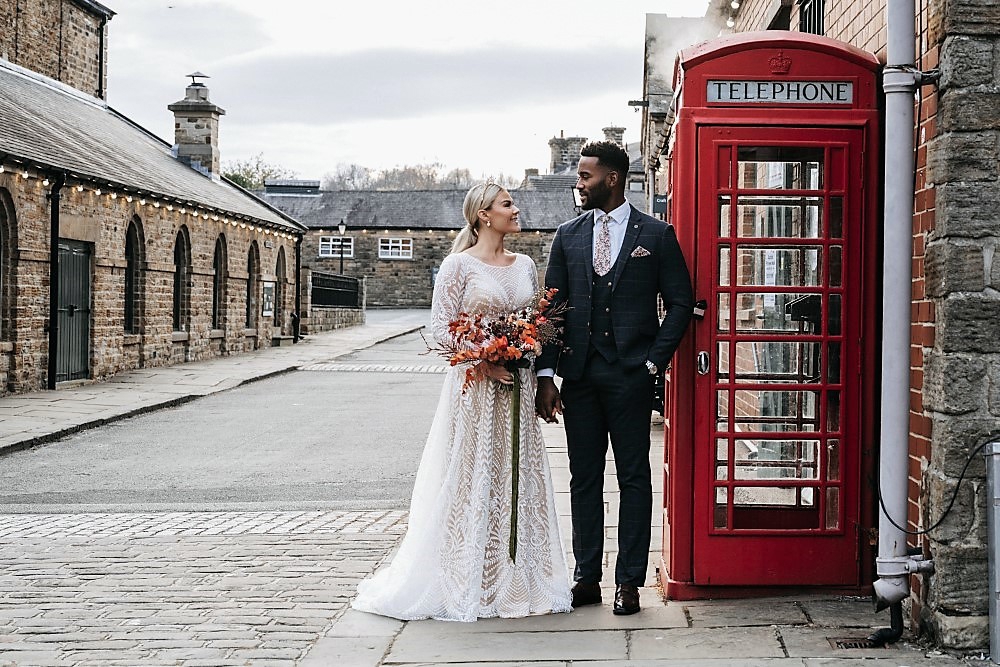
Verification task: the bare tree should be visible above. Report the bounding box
[322,163,374,190]
[222,153,295,190]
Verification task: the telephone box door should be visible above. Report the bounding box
[692,125,864,586]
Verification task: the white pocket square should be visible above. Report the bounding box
[630,246,651,258]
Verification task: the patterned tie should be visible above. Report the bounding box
[594,213,612,276]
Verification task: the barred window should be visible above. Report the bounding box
[172,229,192,332]
[799,0,824,35]
[318,236,354,258]
[378,237,413,259]
[124,221,142,334]
[212,236,227,330]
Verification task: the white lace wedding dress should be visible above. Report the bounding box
[352,252,572,622]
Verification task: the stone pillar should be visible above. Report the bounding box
[167,74,226,178]
[920,0,1000,648]
[548,133,588,174]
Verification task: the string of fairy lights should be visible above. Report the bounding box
[0,160,300,241]
[725,0,741,28]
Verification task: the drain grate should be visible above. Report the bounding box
[827,637,891,650]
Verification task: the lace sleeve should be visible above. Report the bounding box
[431,253,465,347]
[524,255,540,292]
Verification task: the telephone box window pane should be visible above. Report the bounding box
[717,438,729,462]
[827,390,841,432]
[714,488,728,529]
[829,246,842,286]
[719,246,731,286]
[717,390,729,419]
[734,439,820,480]
[717,342,730,381]
[734,485,817,507]
[734,292,822,334]
[829,197,844,238]
[735,246,822,286]
[827,342,842,384]
[733,341,821,384]
[717,293,731,331]
[825,487,841,529]
[736,196,823,238]
[732,486,820,529]
[716,465,728,480]
[719,196,732,237]
[733,390,819,432]
[829,294,842,335]
[826,439,841,481]
[737,146,823,190]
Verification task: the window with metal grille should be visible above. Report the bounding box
[246,243,260,328]
[172,230,191,332]
[212,237,227,330]
[799,0,824,34]
[379,237,413,259]
[124,220,142,333]
[319,236,354,258]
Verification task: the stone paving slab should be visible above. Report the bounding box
[684,598,809,627]
[386,628,627,663]
[630,626,786,660]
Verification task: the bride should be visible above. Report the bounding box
[352,182,572,622]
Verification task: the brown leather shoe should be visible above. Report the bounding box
[571,581,602,608]
[613,584,640,615]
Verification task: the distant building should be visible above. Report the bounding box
[264,128,648,309]
[0,0,308,394]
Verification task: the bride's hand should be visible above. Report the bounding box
[480,362,513,385]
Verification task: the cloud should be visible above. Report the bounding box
[208,46,636,125]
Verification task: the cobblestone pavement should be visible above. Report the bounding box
[0,511,406,666]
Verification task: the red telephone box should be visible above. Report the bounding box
[661,32,881,597]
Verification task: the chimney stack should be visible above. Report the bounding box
[602,125,625,146]
[548,134,588,174]
[167,72,226,178]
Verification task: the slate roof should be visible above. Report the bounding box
[0,60,304,233]
[263,187,650,231]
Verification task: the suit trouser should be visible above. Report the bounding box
[561,352,655,587]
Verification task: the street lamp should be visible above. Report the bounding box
[338,218,347,275]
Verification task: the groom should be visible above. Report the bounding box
[536,140,693,615]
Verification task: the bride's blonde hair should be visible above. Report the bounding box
[451,181,505,254]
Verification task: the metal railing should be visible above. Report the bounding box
[310,271,360,308]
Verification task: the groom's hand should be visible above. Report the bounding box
[535,376,562,423]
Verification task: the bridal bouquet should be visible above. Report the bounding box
[430,287,566,561]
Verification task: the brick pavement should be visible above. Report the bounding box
[0,511,407,666]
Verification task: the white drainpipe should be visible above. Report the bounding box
[873,0,935,612]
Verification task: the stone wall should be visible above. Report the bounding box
[302,307,364,335]
[919,0,1000,647]
[301,228,555,308]
[0,172,299,395]
[0,0,108,98]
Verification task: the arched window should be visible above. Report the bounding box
[0,188,16,342]
[172,228,192,332]
[245,241,260,329]
[212,235,228,330]
[124,217,144,334]
[274,247,286,329]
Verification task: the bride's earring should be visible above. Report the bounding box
[486,219,491,227]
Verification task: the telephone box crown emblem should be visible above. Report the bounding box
[768,51,792,74]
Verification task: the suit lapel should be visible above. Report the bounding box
[578,211,595,286]
[611,206,643,290]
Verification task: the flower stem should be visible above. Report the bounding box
[509,369,520,563]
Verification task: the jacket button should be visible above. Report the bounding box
[607,281,612,287]
[605,307,610,313]
[604,332,610,337]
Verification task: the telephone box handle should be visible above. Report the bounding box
[692,299,707,320]
[697,351,710,375]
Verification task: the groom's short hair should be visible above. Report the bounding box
[581,141,630,178]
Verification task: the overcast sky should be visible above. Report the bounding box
[106,0,712,182]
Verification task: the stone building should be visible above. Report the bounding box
[0,0,307,395]
[265,128,647,308]
[640,0,1000,649]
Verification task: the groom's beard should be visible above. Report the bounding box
[579,181,612,211]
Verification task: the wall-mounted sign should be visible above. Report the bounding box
[653,194,668,214]
[707,80,853,104]
[261,281,275,317]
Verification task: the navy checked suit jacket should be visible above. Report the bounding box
[538,205,694,381]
